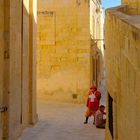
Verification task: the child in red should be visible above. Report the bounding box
[84,85,101,124]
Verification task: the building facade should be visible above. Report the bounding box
[90,0,104,88]
[0,0,37,140]
[105,0,140,139]
[37,0,104,103]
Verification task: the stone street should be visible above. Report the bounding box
[18,100,105,140]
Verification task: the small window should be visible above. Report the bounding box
[108,93,113,138]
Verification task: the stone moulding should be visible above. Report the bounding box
[106,5,140,30]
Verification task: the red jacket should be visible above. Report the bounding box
[87,91,101,110]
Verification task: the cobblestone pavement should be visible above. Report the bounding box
[18,100,105,140]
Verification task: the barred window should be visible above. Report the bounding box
[108,93,113,138]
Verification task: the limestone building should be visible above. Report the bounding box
[105,0,140,139]
[0,0,37,140]
[37,0,104,103]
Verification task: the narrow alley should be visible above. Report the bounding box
[1,0,140,140]
[18,100,105,140]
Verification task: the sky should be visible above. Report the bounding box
[102,0,121,9]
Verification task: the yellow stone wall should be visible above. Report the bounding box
[105,4,140,140]
[29,0,38,125]
[0,1,37,140]
[37,0,91,103]
[0,1,4,139]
